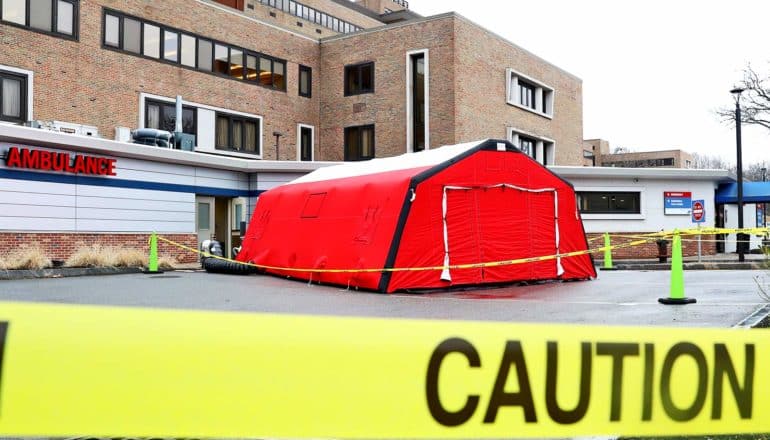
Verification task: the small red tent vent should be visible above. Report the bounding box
[237,139,597,292]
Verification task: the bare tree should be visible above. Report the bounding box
[690,152,734,171]
[745,160,770,182]
[717,64,770,129]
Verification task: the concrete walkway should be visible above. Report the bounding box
[1,269,767,328]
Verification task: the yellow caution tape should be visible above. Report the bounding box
[0,301,767,438]
[158,227,769,275]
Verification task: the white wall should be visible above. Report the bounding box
[568,177,718,233]
[0,143,250,233]
[723,203,764,252]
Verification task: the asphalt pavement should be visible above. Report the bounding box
[1,269,768,327]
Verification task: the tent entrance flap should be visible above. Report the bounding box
[442,184,560,284]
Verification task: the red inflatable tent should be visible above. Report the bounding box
[237,139,596,292]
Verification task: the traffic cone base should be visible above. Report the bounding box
[658,297,696,305]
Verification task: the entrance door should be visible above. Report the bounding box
[196,196,215,249]
[444,186,557,285]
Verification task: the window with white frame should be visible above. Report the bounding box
[0,68,32,124]
[507,128,555,166]
[506,68,554,118]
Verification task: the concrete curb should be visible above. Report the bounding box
[0,266,145,280]
[601,262,765,271]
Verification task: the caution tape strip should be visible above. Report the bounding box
[0,301,768,438]
[157,227,769,275]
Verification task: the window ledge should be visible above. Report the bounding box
[198,149,263,160]
[506,100,553,119]
[581,213,645,220]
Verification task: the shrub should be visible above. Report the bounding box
[0,246,52,270]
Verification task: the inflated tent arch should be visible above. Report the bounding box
[237,139,597,292]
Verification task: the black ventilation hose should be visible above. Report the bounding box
[202,257,259,275]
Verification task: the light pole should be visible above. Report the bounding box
[763,167,767,228]
[731,87,746,262]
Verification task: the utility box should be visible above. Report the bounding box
[175,133,196,151]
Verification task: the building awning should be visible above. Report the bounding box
[716,182,770,203]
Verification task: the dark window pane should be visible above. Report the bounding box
[181,107,195,134]
[232,120,243,150]
[299,67,310,96]
[56,0,74,35]
[104,14,120,47]
[243,121,257,152]
[30,0,53,31]
[245,55,258,81]
[230,48,243,79]
[181,34,196,67]
[300,126,312,161]
[577,192,640,214]
[163,30,178,62]
[214,44,229,74]
[123,18,141,53]
[345,127,360,161]
[215,115,229,148]
[259,57,272,86]
[143,23,160,58]
[2,77,22,118]
[345,66,358,94]
[3,0,26,25]
[198,39,213,71]
[273,61,285,89]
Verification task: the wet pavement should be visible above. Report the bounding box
[0,269,768,328]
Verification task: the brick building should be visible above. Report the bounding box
[0,0,583,165]
[583,140,694,168]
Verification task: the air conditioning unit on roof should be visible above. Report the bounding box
[51,120,99,137]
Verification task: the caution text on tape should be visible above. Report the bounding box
[0,301,766,438]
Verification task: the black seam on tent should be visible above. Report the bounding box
[379,139,511,292]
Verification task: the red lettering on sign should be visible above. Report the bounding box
[5,147,20,168]
[39,151,51,170]
[4,147,116,176]
[73,155,86,174]
[21,148,38,168]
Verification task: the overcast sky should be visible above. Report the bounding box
[415,0,769,165]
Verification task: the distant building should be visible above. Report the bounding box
[582,140,693,168]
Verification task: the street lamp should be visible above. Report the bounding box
[731,87,746,262]
[763,167,767,228]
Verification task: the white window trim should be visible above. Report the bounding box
[139,92,264,159]
[575,186,647,220]
[296,123,315,161]
[505,67,554,119]
[0,64,34,122]
[406,48,430,153]
[506,126,556,165]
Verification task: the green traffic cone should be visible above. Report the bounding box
[143,232,164,274]
[601,232,616,270]
[659,231,694,305]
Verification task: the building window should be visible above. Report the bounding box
[299,65,312,98]
[508,128,555,166]
[1,0,78,39]
[0,70,27,124]
[298,124,313,161]
[102,8,286,92]
[215,113,261,155]
[518,81,535,109]
[344,124,375,161]
[577,192,641,214]
[506,68,554,118]
[145,99,196,135]
[409,51,426,153]
[344,62,374,96]
[257,0,361,34]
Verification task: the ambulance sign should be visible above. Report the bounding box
[664,191,692,215]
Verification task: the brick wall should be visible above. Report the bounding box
[0,0,320,161]
[586,233,717,260]
[0,233,198,264]
[453,16,584,166]
[319,16,457,160]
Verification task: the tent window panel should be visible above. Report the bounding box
[301,192,326,218]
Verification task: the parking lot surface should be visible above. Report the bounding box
[0,269,768,328]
